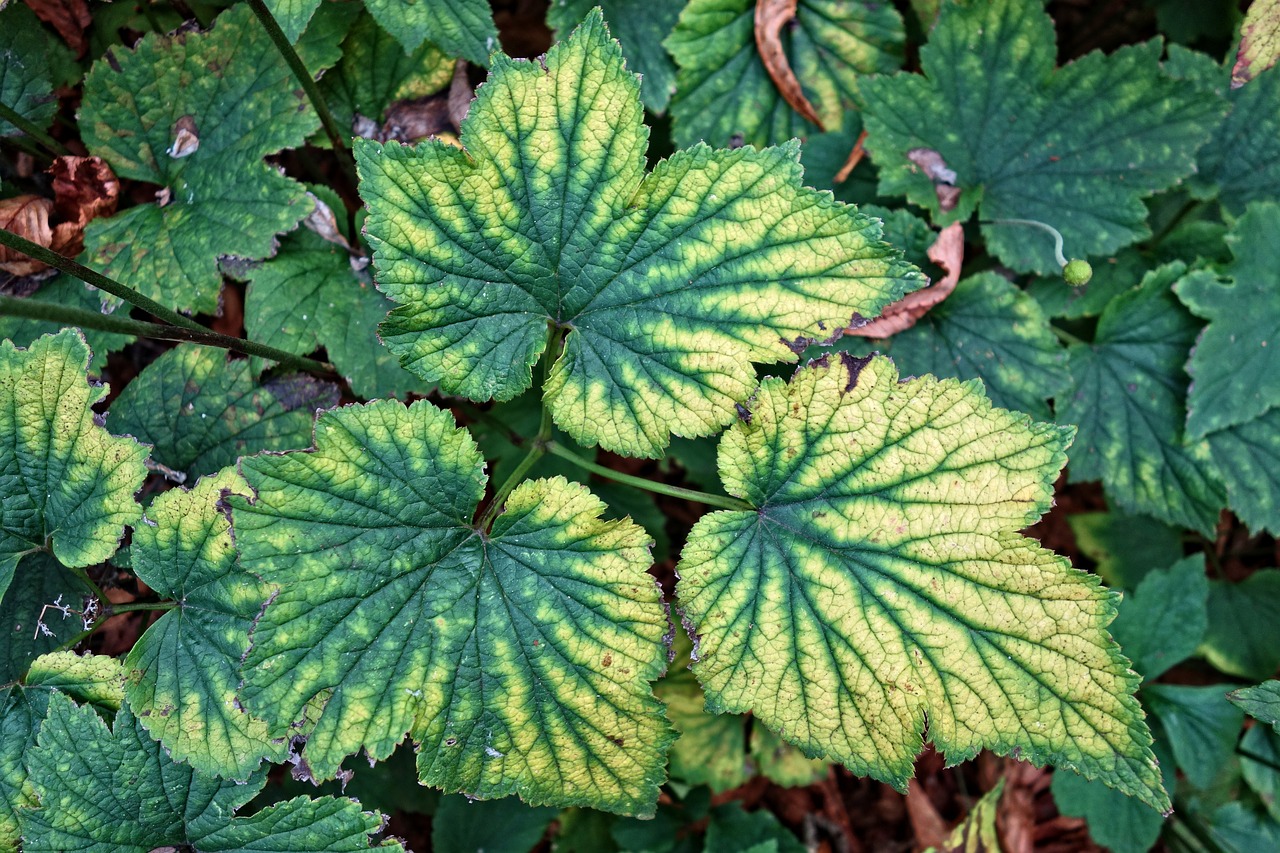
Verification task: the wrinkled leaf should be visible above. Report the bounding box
[230,399,672,815]
[357,10,922,457]
[125,468,287,779]
[79,3,348,313]
[107,344,338,480]
[1229,681,1280,733]
[666,0,904,148]
[549,0,684,113]
[1176,203,1280,438]
[1109,555,1208,681]
[0,330,147,598]
[676,354,1168,811]
[857,0,1225,273]
[264,0,323,43]
[1057,263,1226,535]
[242,229,427,399]
[18,693,403,852]
[362,0,497,64]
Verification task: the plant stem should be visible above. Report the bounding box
[108,601,179,615]
[984,217,1069,268]
[0,227,208,333]
[1051,325,1086,347]
[544,441,753,512]
[0,295,336,374]
[246,0,348,154]
[0,101,70,157]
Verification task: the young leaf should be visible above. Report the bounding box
[18,693,403,852]
[1057,263,1226,535]
[844,271,1069,419]
[241,229,427,400]
[362,0,497,64]
[549,0,684,113]
[356,10,923,458]
[106,344,338,480]
[665,0,905,147]
[78,3,349,314]
[676,354,1169,812]
[857,0,1226,273]
[1229,681,1280,732]
[1176,203,1280,438]
[229,399,673,816]
[125,468,287,779]
[0,651,126,849]
[0,330,147,598]
[1108,555,1209,681]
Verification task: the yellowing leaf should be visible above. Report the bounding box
[676,355,1168,812]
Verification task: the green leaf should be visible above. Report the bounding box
[0,652,125,849]
[107,344,338,480]
[549,0,683,113]
[848,271,1069,419]
[1241,724,1280,823]
[1145,684,1244,791]
[666,0,905,148]
[1067,511,1183,590]
[18,693,403,852]
[79,3,348,314]
[1051,736,1174,853]
[1205,407,1280,535]
[356,10,923,457]
[1208,801,1280,852]
[362,0,497,64]
[856,0,1226,273]
[432,795,557,853]
[0,3,74,137]
[1175,204,1280,438]
[1189,60,1280,211]
[0,276,136,374]
[265,0,323,43]
[241,228,428,399]
[1025,251,1148,321]
[125,468,287,779]
[1201,572,1280,681]
[1229,681,1280,733]
[750,726,826,789]
[0,330,147,598]
[676,354,1168,811]
[923,780,1005,853]
[1109,555,1209,680]
[230,399,672,815]
[704,802,805,853]
[1057,263,1226,535]
[321,10,455,133]
[0,553,95,683]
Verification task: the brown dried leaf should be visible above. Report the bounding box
[1233,0,1280,87]
[754,0,825,130]
[847,221,964,338]
[907,147,961,212]
[905,784,948,850]
[380,95,452,143]
[448,60,475,130]
[302,192,353,252]
[834,129,869,184]
[168,115,200,158]
[22,0,91,57]
[0,196,55,276]
[51,155,119,229]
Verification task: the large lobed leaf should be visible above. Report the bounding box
[676,354,1168,812]
[857,0,1226,273]
[78,3,349,314]
[0,331,147,599]
[357,10,922,458]
[229,399,673,816]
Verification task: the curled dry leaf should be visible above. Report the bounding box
[302,193,353,252]
[754,0,825,130]
[834,128,869,183]
[1233,0,1280,87]
[167,115,200,158]
[22,0,91,57]
[0,156,119,276]
[847,220,964,338]
[907,146,962,211]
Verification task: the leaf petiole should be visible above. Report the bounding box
[0,100,70,157]
[544,440,753,512]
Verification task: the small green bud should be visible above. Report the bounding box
[1063,258,1093,286]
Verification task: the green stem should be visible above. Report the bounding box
[64,562,108,605]
[0,101,70,157]
[108,601,179,615]
[246,0,348,153]
[984,217,1068,268]
[0,227,207,333]
[1051,325,1086,347]
[545,440,753,512]
[0,295,336,374]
